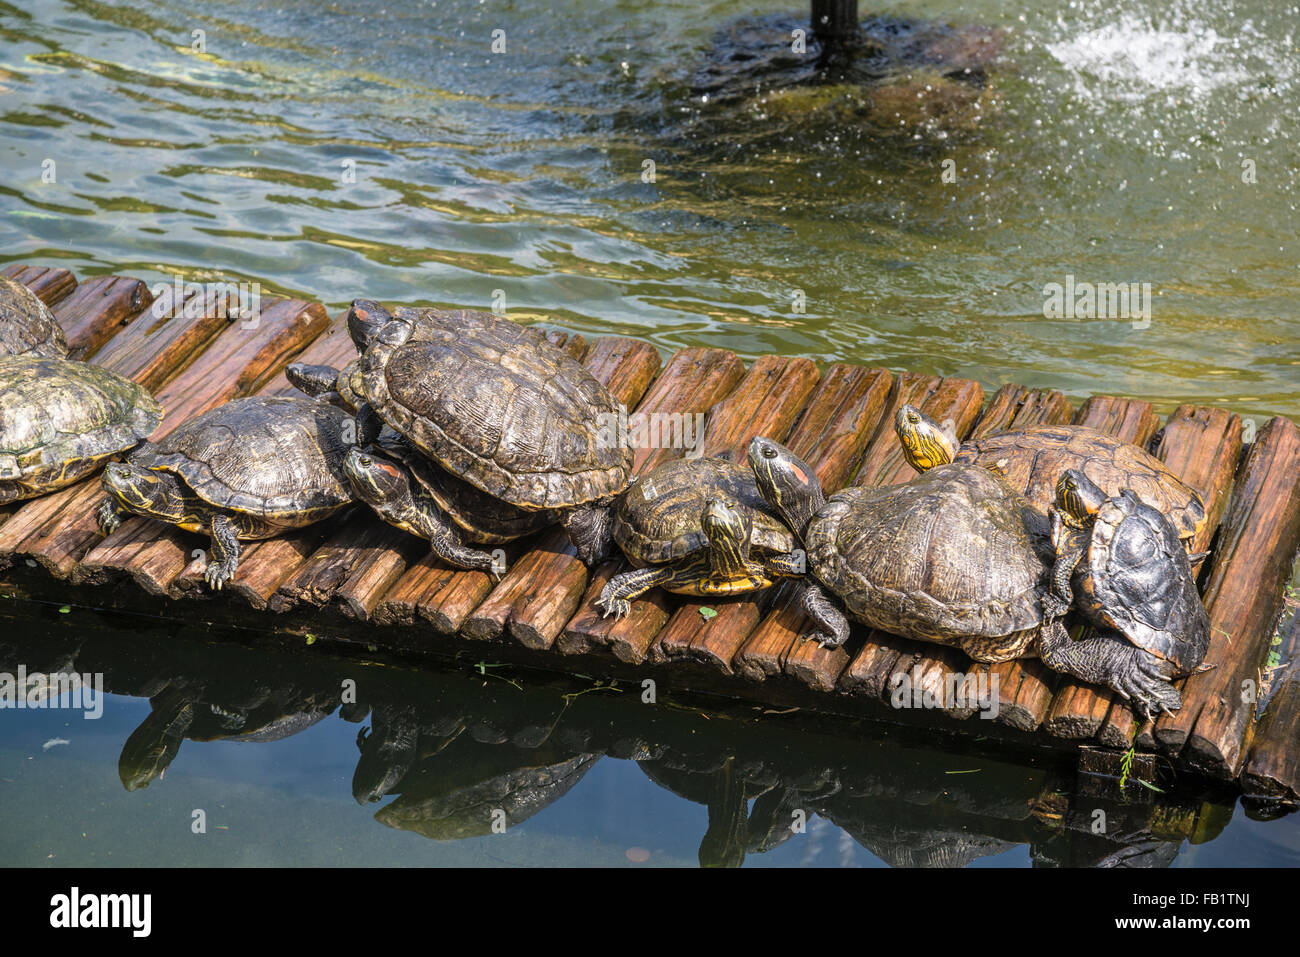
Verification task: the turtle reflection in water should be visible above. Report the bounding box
[690,10,1003,137]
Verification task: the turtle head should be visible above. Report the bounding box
[895,404,958,472]
[344,448,413,514]
[100,462,189,523]
[747,437,824,538]
[346,300,393,353]
[1055,468,1108,530]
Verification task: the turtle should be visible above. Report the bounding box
[747,436,1186,717]
[0,355,162,503]
[1044,468,1212,713]
[345,300,633,567]
[0,275,68,358]
[343,435,562,576]
[286,357,364,413]
[95,396,354,590]
[894,404,1207,548]
[595,456,803,618]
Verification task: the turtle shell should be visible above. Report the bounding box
[375,434,560,544]
[360,308,631,510]
[807,464,1054,645]
[954,425,1205,543]
[613,457,795,567]
[0,356,162,502]
[131,396,352,524]
[0,276,67,358]
[1077,490,1210,673]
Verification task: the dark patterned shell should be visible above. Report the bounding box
[377,434,559,544]
[808,464,1054,642]
[954,425,1205,542]
[0,356,161,501]
[361,309,631,509]
[0,276,67,358]
[613,457,795,566]
[134,397,352,520]
[1079,491,1210,672]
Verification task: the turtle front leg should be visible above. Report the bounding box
[205,513,242,591]
[801,582,850,648]
[1044,509,1085,619]
[95,497,126,536]
[1037,619,1181,718]
[763,550,807,579]
[563,501,616,566]
[354,402,384,447]
[596,565,676,620]
[426,534,504,581]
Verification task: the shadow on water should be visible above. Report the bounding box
[2,598,1290,867]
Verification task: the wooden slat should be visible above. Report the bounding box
[633,347,745,474]
[1153,417,1300,778]
[1093,406,1242,747]
[91,288,237,394]
[72,297,331,592]
[53,275,152,358]
[1241,610,1300,801]
[2,264,77,305]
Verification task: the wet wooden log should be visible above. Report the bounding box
[366,335,657,642]
[1039,397,1162,739]
[54,275,153,358]
[2,264,77,305]
[72,298,331,593]
[1240,610,1300,802]
[1153,417,1300,779]
[1093,406,1243,748]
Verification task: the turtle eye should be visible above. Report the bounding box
[761,445,776,459]
[907,411,920,424]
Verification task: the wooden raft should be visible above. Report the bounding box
[2,263,1299,798]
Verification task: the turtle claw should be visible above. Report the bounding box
[95,498,122,537]
[204,560,236,591]
[594,587,631,621]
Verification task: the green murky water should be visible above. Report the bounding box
[0,0,1298,866]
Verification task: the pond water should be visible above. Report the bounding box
[0,0,1297,866]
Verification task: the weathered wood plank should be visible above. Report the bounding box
[1,264,77,305]
[1094,406,1242,748]
[1041,397,1162,739]
[632,347,746,474]
[54,275,153,358]
[1240,608,1300,802]
[1153,417,1300,778]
